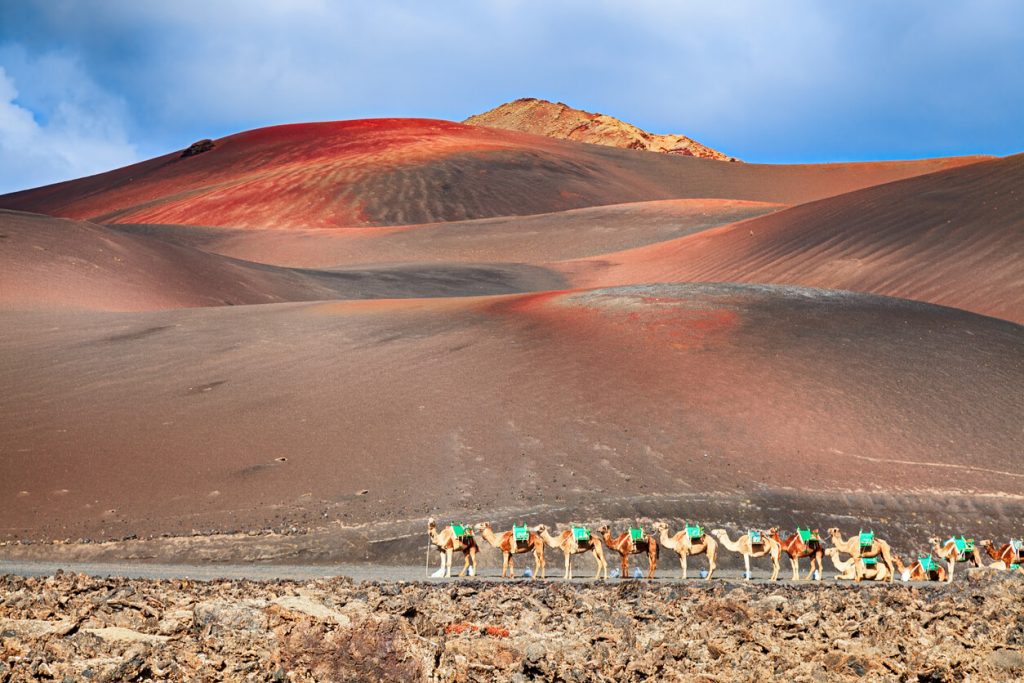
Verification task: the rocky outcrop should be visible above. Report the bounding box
[465,98,737,161]
[2,570,1022,680]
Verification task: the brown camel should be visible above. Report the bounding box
[474,522,546,579]
[824,548,890,581]
[427,518,478,578]
[929,536,982,583]
[768,527,825,581]
[979,539,1024,572]
[893,554,947,582]
[598,525,658,579]
[534,524,608,580]
[710,528,782,581]
[652,522,718,580]
[827,528,895,582]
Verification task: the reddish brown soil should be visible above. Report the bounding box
[1,285,1020,544]
[0,119,985,229]
[565,154,1024,323]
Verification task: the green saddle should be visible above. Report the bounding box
[861,556,879,567]
[685,524,704,540]
[919,554,938,572]
[629,527,645,542]
[572,526,591,542]
[859,530,874,548]
[1011,564,1021,571]
[748,530,763,544]
[948,536,974,560]
[798,527,820,544]
[1012,539,1024,558]
[513,525,529,542]
[451,524,473,539]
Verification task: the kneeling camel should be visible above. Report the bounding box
[827,528,895,582]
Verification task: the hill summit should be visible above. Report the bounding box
[465,97,736,161]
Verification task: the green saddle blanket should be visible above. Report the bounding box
[572,526,591,542]
[513,525,529,542]
[859,530,875,548]
[798,527,820,544]
[748,530,763,545]
[948,536,974,559]
[686,524,704,540]
[861,556,879,567]
[629,528,645,542]
[919,555,938,572]
[451,524,473,539]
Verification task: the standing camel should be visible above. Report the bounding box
[768,527,825,581]
[827,528,895,582]
[710,529,781,581]
[427,518,478,578]
[598,525,658,579]
[929,536,981,583]
[534,524,608,580]
[893,554,947,582]
[653,522,718,580]
[474,522,546,579]
[824,548,890,581]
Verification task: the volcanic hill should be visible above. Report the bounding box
[0,116,1020,562]
[465,97,736,160]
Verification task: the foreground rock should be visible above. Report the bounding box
[1,572,1022,681]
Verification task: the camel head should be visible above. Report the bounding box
[928,536,942,546]
[597,524,611,534]
[652,521,668,532]
[473,522,491,532]
[532,524,547,534]
[710,529,727,537]
[980,539,994,548]
[824,547,840,558]
[827,527,841,538]
[766,527,779,537]
[427,517,437,530]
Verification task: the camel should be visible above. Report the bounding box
[652,522,718,580]
[827,528,895,582]
[929,536,982,583]
[534,524,608,580]
[427,518,478,578]
[979,539,1024,568]
[824,547,890,581]
[768,527,825,581]
[598,525,658,579]
[474,522,546,579]
[893,554,947,582]
[710,529,782,581]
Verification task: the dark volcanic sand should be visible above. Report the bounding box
[1,284,1020,562]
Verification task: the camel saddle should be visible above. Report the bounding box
[858,530,874,548]
[797,527,820,545]
[629,527,645,542]
[513,525,529,543]
[861,556,879,567]
[450,524,473,540]
[1012,539,1024,560]
[918,554,938,572]
[948,536,974,561]
[572,526,591,542]
[686,524,704,541]
[747,530,764,551]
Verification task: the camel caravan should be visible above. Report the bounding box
[427,518,1024,583]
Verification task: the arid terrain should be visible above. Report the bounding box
[0,110,1021,570]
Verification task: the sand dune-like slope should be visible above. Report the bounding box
[0,210,565,311]
[567,153,1024,323]
[1,284,1020,542]
[0,119,985,229]
[465,97,735,160]
[112,199,783,268]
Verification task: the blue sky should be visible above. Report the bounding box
[1,1,1022,194]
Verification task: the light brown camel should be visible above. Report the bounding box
[929,536,982,583]
[768,527,825,581]
[427,518,478,578]
[824,547,890,581]
[974,540,1024,573]
[827,528,895,582]
[652,522,718,580]
[710,529,782,581]
[598,525,658,579]
[893,554,947,582]
[474,522,546,579]
[534,524,608,580]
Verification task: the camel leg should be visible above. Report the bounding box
[648,546,657,579]
[791,556,799,581]
[946,557,954,583]
[881,547,895,583]
[680,553,687,581]
[595,548,604,580]
[535,546,545,579]
[744,554,751,580]
[620,552,629,579]
[501,552,509,579]
[564,551,571,580]
[458,550,470,577]
[445,548,454,578]
[770,552,780,581]
[707,545,717,580]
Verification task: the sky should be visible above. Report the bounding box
[1,1,1022,194]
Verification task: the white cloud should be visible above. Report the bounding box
[0,57,139,195]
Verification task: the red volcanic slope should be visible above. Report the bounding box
[0,210,566,311]
[1,284,1020,542]
[0,119,987,229]
[565,153,1024,324]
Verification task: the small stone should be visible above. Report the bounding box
[989,649,1024,671]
